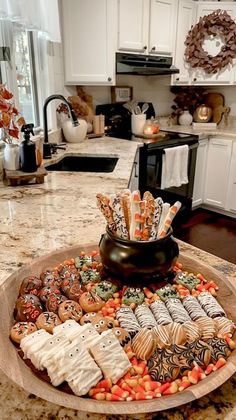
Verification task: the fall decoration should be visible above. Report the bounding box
[0,84,25,143]
[185,10,236,75]
[170,86,208,118]
[56,87,94,124]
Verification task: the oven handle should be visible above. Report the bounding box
[159,142,199,154]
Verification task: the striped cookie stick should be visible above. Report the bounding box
[150,197,163,240]
[142,191,155,241]
[129,190,142,240]
[110,193,129,239]
[96,193,116,233]
[121,190,131,237]
[159,201,182,238]
[157,202,170,238]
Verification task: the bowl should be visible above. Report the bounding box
[99,226,179,284]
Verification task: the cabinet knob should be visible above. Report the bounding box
[107,77,112,82]
[193,77,197,82]
[151,46,156,51]
[143,45,147,50]
[176,77,180,81]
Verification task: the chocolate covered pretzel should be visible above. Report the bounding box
[197,292,226,318]
[150,300,173,325]
[182,295,207,321]
[135,304,157,329]
[165,298,191,324]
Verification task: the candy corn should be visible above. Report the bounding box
[106,393,124,401]
[162,381,178,395]
[111,385,129,399]
[205,364,214,375]
[179,378,191,391]
[213,357,227,371]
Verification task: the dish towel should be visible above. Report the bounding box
[161,145,189,189]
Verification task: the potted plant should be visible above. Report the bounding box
[0,84,25,170]
[170,86,208,125]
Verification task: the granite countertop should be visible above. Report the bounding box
[1,136,236,419]
[161,123,236,140]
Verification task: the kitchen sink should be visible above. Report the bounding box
[45,156,118,173]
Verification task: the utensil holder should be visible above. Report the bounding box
[131,114,146,136]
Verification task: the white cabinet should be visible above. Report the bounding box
[204,138,232,209]
[226,142,236,213]
[117,0,149,52]
[61,0,117,85]
[192,139,208,208]
[117,0,177,55]
[172,0,196,84]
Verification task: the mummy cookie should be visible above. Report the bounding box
[10,321,37,343]
[20,329,51,370]
[195,316,217,340]
[148,348,180,382]
[198,292,226,318]
[169,322,187,345]
[116,306,141,337]
[132,328,156,360]
[112,327,131,350]
[156,285,178,302]
[58,300,83,322]
[80,269,101,285]
[54,321,100,349]
[40,270,61,287]
[80,312,98,325]
[207,337,231,363]
[122,287,145,306]
[90,314,114,333]
[165,298,191,324]
[94,281,118,301]
[215,316,236,337]
[36,312,61,333]
[188,340,212,367]
[152,324,171,348]
[182,320,202,343]
[15,294,43,322]
[19,276,43,296]
[135,304,157,329]
[90,330,131,383]
[79,291,104,312]
[45,293,67,313]
[38,285,61,303]
[61,277,83,302]
[175,272,200,291]
[182,295,207,321]
[150,300,173,325]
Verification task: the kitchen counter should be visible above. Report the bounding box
[0,136,236,419]
[161,123,236,140]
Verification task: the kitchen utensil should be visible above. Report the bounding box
[134,105,142,115]
[123,103,134,114]
[142,102,149,114]
[131,113,146,135]
[205,93,228,124]
[193,105,212,123]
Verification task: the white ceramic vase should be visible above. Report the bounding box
[3,143,20,170]
[62,119,88,143]
[178,110,193,126]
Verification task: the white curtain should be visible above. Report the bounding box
[0,0,61,42]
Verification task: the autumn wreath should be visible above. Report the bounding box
[185,9,236,75]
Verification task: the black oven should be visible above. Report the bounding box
[138,132,199,217]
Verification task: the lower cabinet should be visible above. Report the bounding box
[226,141,236,213]
[203,138,232,209]
[192,139,208,208]
[128,149,139,192]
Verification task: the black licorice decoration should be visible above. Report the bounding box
[20,124,38,173]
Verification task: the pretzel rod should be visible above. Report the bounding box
[157,203,170,238]
[121,190,131,236]
[150,197,163,240]
[96,193,116,233]
[142,191,155,240]
[110,194,129,239]
[129,190,142,240]
[159,201,182,238]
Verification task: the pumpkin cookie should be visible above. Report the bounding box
[58,300,83,322]
[195,316,217,340]
[169,322,187,345]
[152,324,171,349]
[79,291,104,312]
[182,320,202,343]
[10,321,37,344]
[19,276,43,296]
[36,311,61,333]
[215,316,236,337]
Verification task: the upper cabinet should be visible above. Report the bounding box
[117,0,177,56]
[172,1,236,86]
[61,0,117,85]
[117,0,149,53]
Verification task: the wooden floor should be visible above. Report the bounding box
[175,209,236,265]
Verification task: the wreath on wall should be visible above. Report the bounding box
[184,9,236,75]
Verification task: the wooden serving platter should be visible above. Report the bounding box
[0,244,236,415]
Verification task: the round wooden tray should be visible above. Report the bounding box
[0,244,236,415]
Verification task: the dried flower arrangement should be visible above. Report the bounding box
[0,84,25,143]
[56,87,94,124]
[170,86,208,118]
[185,10,236,75]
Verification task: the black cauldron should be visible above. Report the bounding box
[99,226,179,284]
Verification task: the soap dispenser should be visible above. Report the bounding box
[20,124,38,172]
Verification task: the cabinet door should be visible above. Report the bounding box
[62,0,117,85]
[149,0,177,55]
[192,139,208,208]
[172,0,196,85]
[192,2,236,85]
[204,138,232,209]
[226,142,236,213]
[117,0,149,52]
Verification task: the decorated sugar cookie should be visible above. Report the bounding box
[94,281,118,301]
[91,314,114,333]
[111,327,131,350]
[19,276,42,296]
[75,255,93,269]
[79,291,104,312]
[15,294,43,323]
[40,270,61,287]
[156,285,179,302]
[80,269,101,285]
[36,311,61,333]
[45,293,67,313]
[122,287,145,306]
[148,347,180,382]
[58,300,83,322]
[80,312,98,325]
[10,321,37,343]
[38,285,61,303]
[61,277,83,302]
[175,272,200,291]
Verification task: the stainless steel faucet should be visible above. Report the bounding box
[43,94,79,159]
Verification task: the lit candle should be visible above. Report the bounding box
[143,125,154,135]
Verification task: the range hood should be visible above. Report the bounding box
[116,52,179,76]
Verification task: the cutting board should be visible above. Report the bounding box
[205,93,229,124]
